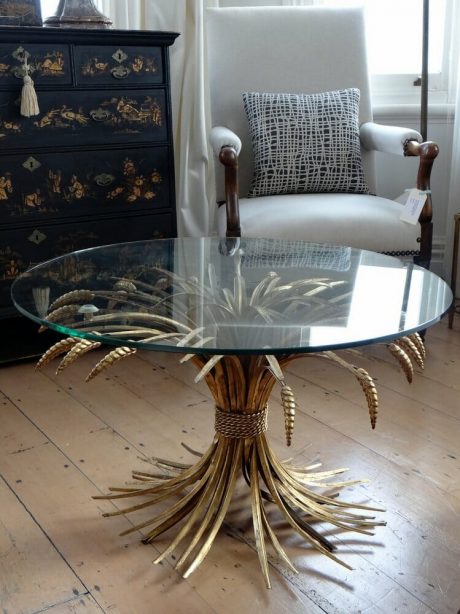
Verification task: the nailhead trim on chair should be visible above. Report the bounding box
[382,250,420,257]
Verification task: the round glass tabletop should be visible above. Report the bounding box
[11,237,452,355]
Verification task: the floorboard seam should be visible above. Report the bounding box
[29,592,99,614]
[0,473,105,613]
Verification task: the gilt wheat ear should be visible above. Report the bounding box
[409,332,426,359]
[319,351,380,429]
[38,304,80,332]
[56,338,102,374]
[354,367,379,429]
[395,336,425,369]
[281,383,296,447]
[49,289,96,311]
[395,336,424,369]
[86,347,137,382]
[387,343,414,383]
[35,337,78,370]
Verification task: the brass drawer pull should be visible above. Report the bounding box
[94,173,115,187]
[111,65,131,79]
[90,108,111,121]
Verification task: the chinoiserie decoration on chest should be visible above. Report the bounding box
[0,26,178,361]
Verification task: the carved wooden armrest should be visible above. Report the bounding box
[219,145,241,238]
[404,139,439,266]
[404,139,439,225]
[360,123,439,227]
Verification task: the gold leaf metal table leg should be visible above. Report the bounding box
[94,354,385,587]
[250,442,271,588]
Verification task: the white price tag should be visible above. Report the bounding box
[400,188,427,225]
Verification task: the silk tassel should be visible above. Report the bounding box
[20,59,39,118]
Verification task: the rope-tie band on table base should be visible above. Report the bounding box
[215,406,268,438]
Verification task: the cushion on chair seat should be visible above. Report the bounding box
[217,193,421,256]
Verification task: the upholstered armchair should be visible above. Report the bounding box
[206,7,439,268]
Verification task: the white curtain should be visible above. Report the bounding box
[97,0,141,29]
[444,0,460,284]
[97,0,217,237]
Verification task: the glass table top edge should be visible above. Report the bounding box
[10,237,453,355]
[11,302,451,356]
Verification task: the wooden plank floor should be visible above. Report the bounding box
[0,320,459,614]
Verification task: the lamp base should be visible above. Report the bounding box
[43,0,112,29]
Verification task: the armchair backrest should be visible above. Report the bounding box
[206,6,376,199]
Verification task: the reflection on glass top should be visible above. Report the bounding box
[11,237,452,355]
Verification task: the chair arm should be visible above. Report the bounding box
[210,126,242,237]
[360,121,422,156]
[405,139,439,267]
[404,139,439,225]
[210,126,242,157]
[361,122,439,266]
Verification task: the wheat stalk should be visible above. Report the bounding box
[280,383,296,446]
[56,338,102,374]
[38,304,80,332]
[35,337,79,370]
[387,343,413,383]
[49,289,96,311]
[86,347,137,382]
[395,336,424,369]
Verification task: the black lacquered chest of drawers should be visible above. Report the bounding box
[0,26,178,361]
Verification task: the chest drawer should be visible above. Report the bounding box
[0,89,167,147]
[2,212,173,317]
[0,44,71,86]
[0,146,171,223]
[74,45,163,85]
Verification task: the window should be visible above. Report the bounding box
[223,0,453,104]
[319,0,450,104]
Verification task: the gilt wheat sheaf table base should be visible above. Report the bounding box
[31,262,428,587]
[37,344,425,588]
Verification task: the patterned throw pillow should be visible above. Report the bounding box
[243,89,369,197]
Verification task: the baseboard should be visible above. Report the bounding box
[0,316,60,365]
